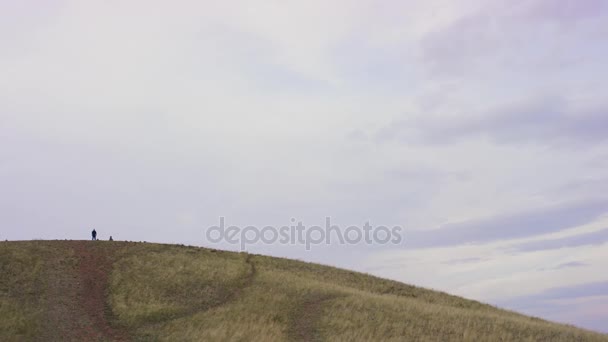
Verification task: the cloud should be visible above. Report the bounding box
[500,281,608,333]
[549,261,588,270]
[442,257,484,265]
[405,198,608,248]
[2,0,608,333]
[510,228,608,252]
[420,0,608,77]
[468,101,608,146]
[526,0,607,23]
[543,178,608,202]
[377,97,608,147]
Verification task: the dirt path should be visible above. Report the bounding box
[73,241,129,341]
[240,253,257,290]
[184,252,257,314]
[143,252,258,328]
[291,294,338,342]
[39,241,129,342]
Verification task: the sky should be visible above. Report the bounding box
[1,0,608,333]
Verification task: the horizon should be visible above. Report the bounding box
[2,0,608,333]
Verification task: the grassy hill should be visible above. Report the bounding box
[1,240,606,341]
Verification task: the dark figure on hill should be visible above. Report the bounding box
[109,236,113,241]
[92,229,97,241]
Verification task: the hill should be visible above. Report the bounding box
[1,240,606,341]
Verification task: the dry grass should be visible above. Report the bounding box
[318,291,603,341]
[1,240,607,341]
[0,242,52,341]
[110,245,248,328]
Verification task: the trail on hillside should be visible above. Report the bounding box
[291,294,339,342]
[197,252,257,308]
[39,241,128,342]
[145,252,258,327]
[73,241,129,341]
[241,254,257,291]
[12,241,607,341]
[205,253,256,308]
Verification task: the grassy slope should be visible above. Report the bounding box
[1,241,606,341]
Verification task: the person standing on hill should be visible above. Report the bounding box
[91,229,97,241]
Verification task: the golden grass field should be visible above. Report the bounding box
[1,240,606,341]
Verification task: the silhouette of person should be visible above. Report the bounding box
[92,229,97,241]
[109,236,113,241]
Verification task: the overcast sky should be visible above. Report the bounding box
[2,0,608,333]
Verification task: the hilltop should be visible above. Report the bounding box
[1,240,606,341]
